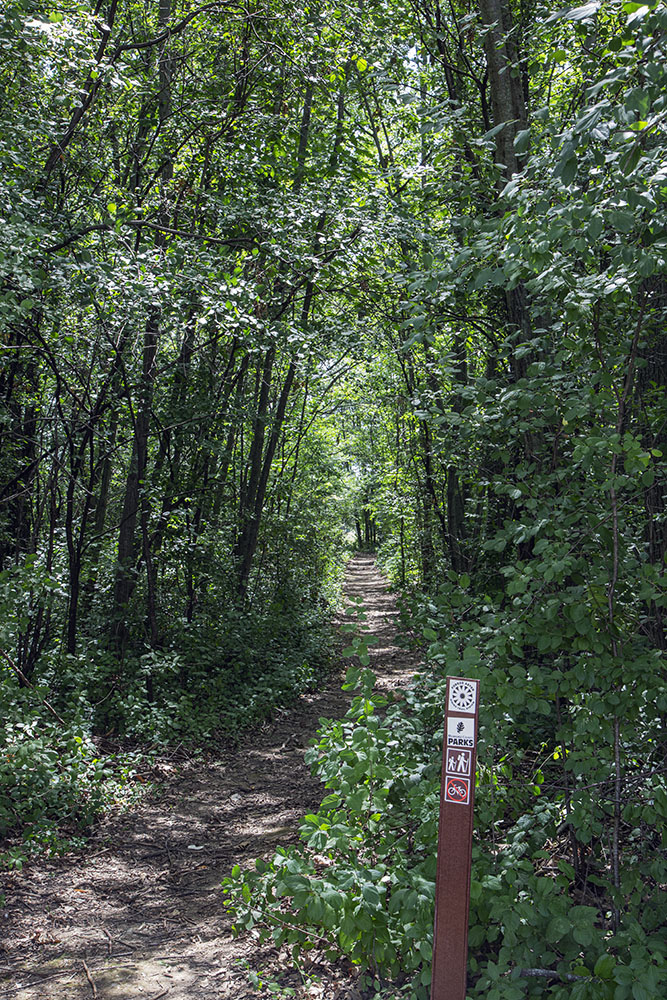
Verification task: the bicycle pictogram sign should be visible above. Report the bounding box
[444,775,470,805]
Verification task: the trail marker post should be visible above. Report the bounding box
[431,676,480,1000]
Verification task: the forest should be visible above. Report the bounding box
[0,0,666,997]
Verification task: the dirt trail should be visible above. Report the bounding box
[0,555,418,1000]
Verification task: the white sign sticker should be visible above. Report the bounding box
[446,715,475,748]
[448,679,477,715]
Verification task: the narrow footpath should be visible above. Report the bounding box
[1,555,419,1000]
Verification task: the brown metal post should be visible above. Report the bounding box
[431,677,480,1000]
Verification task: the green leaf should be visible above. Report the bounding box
[560,156,577,186]
[594,954,616,979]
[474,268,494,289]
[621,144,642,176]
[546,915,571,942]
[361,883,381,907]
[573,924,593,946]
[589,214,604,239]
[557,860,576,880]
[609,209,635,233]
[546,2,603,24]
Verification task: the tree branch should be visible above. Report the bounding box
[0,648,66,726]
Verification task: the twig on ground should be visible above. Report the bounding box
[0,971,74,996]
[102,928,112,956]
[151,955,193,962]
[116,938,137,950]
[82,960,97,998]
[147,989,169,1000]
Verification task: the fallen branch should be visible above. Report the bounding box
[82,960,97,998]
[0,971,76,996]
[515,967,588,983]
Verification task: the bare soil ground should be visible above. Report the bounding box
[0,555,419,1000]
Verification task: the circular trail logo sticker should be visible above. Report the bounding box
[448,679,477,714]
[444,776,471,805]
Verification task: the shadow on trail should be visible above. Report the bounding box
[2,555,419,1000]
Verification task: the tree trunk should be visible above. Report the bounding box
[478,0,527,181]
[235,357,297,596]
[112,313,159,648]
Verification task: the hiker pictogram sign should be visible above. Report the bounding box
[432,675,480,1000]
[446,748,472,777]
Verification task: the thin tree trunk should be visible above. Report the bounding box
[112,314,159,648]
[478,0,527,181]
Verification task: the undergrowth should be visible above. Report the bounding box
[0,588,339,874]
[79,599,336,744]
[0,688,149,872]
[223,587,667,1000]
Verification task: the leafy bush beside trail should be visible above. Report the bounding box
[0,584,339,871]
[224,607,667,1000]
[0,684,145,869]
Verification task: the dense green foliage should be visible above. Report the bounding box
[226,604,665,998]
[1,0,360,855]
[1,0,666,994]
[224,0,667,995]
